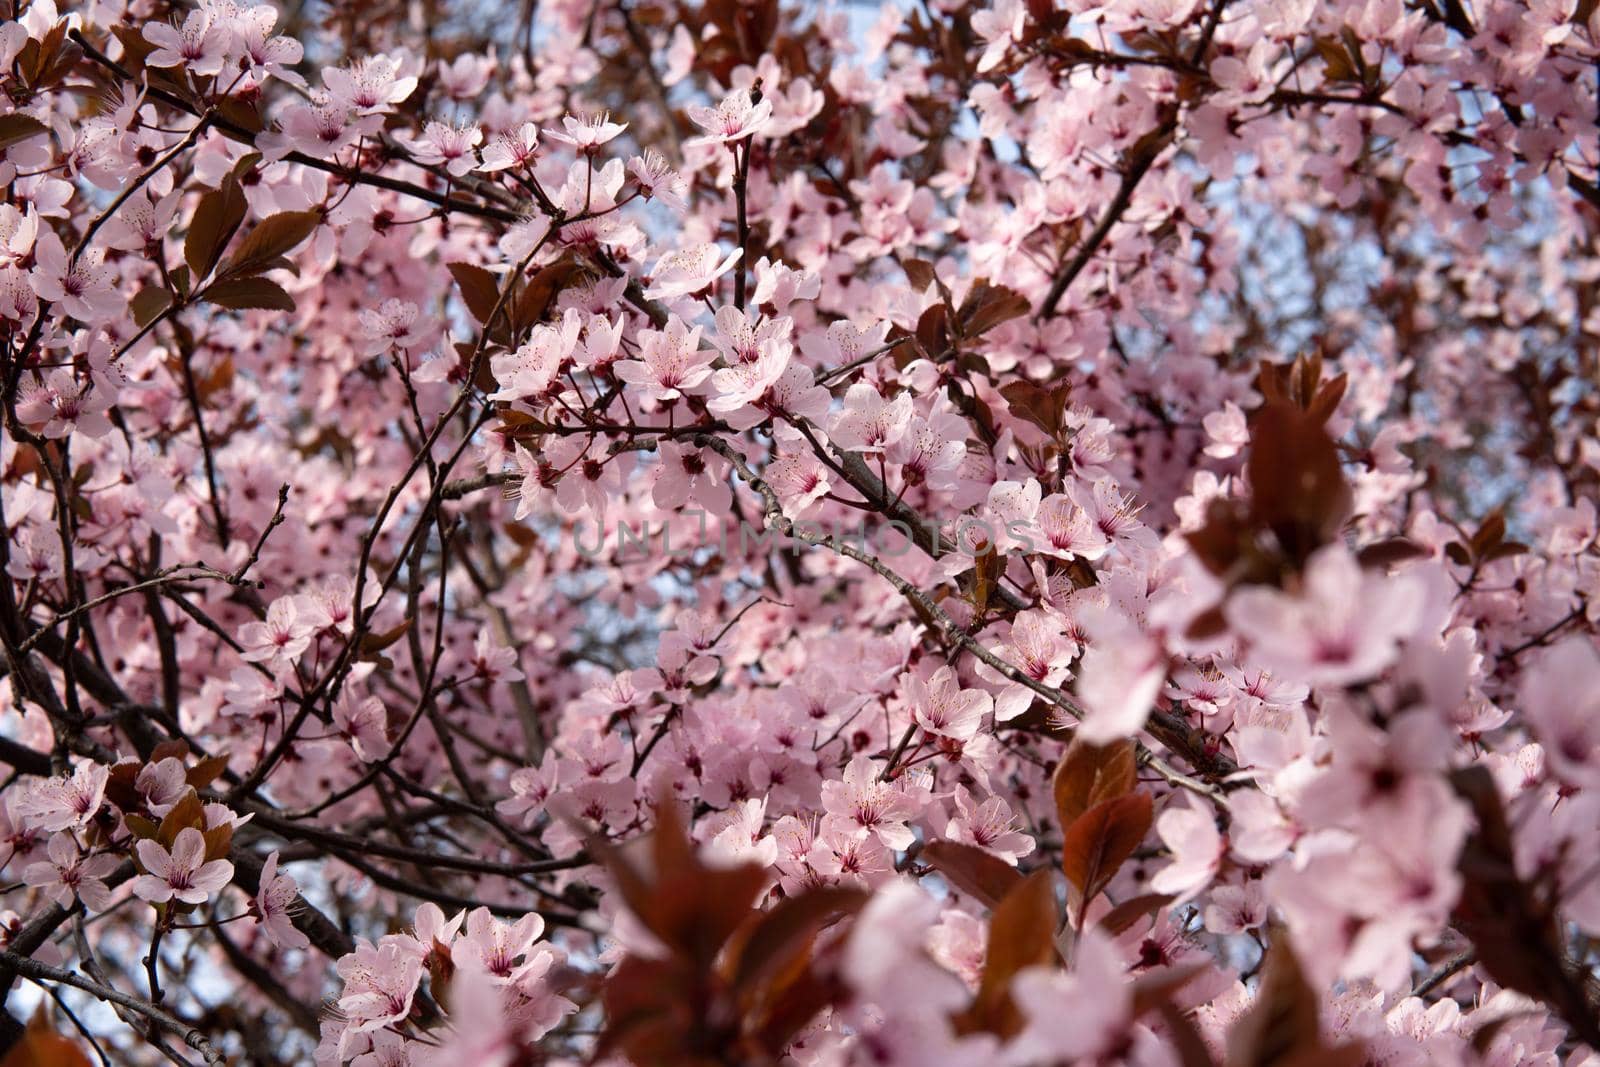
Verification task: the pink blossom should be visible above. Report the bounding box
[544,112,627,154]
[23,833,119,911]
[1227,545,1426,686]
[14,763,108,833]
[642,244,742,302]
[685,87,774,148]
[1521,637,1600,789]
[30,233,121,322]
[239,596,314,665]
[906,665,992,742]
[323,55,419,114]
[479,123,540,173]
[614,316,714,402]
[252,851,310,951]
[401,121,483,177]
[132,827,234,905]
[1150,794,1224,902]
[942,787,1034,864]
[337,940,425,1045]
[333,693,391,762]
[496,753,560,827]
[143,10,228,75]
[820,754,918,851]
[829,383,913,454]
[454,907,546,984]
[134,758,188,816]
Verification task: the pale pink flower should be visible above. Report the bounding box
[132,827,234,905]
[333,693,391,762]
[15,763,108,833]
[1010,928,1133,1062]
[819,754,917,850]
[889,412,967,493]
[436,52,493,100]
[253,851,310,951]
[1226,544,1425,686]
[981,611,1074,721]
[337,941,425,1042]
[1521,637,1600,789]
[453,907,547,984]
[1034,492,1110,560]
[652,440,733,513]
[143,9,228,75]
[1149,793,1224,902]
[1074,605,1167,743]
[545,112,627,153]
[943,787,1034,864]
[627,149,687,213]
[490,313,581,402]
[971,0,1025,73]
[614,316,714,402]
[1202,401,1250,459]
[239,596,314,664]
[134,758,189,817]
[981,478,1043,553]
[470,628,525,683]
[765,449,832,516]
[23,833,119,911]
[323,55,419,115]
[685,87,774,148]
[497,753,560,827]
[479,122,540,172]
[704,798,779,868]
[15,367,114,438]
[906,665,991,743]
[357,298,428,356]
[30,233,120,323]
[1203,881,1267,934]
[642,244,742,301]
[402,120,483,177]
[829,383,913,454]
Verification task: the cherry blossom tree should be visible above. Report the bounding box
[1,0,1599,1063]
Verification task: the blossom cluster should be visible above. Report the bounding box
[0,0,1598,1064]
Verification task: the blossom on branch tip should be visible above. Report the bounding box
[132,827,234,905]
[685,87,774,148]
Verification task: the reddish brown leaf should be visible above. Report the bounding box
[1246,401,1352,568]
[1001,380,1072,437]
[0,1012,95,1067]
[728,886,868,994]
[222,210,320,278]
[447,261,503,326]
[1226,932,1365,1067]
[204,276,296,312]
[920,840,1025,909]
[1061,792,1152,905]
[956,868,1059,1038]
[358,618,412,658]
[0,114,49,154]
[916,303,949,357]
[184,176,248,281]
[185,754,230,789]
[1355,537,1431,569]
[901,258,938,293]
[1053,738,1138,831]
[961,281,1031,337]
[1097,892,1176,936]
[131,285,174,327]
[509,257,582,333]
[155,789,205,846]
